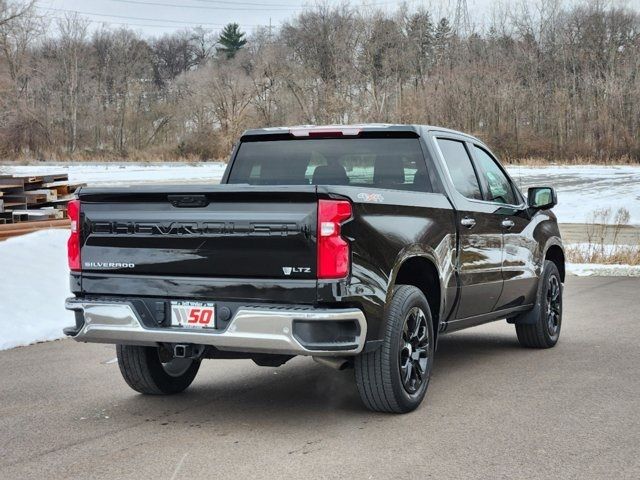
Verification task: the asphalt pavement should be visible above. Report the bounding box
[1,276,638,479]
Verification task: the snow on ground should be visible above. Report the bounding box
[0,230,73,350]
[564,244,640,276]
[506,165,640,225]
[0,163,639,224]
[0,162,227,186]
[567,263,640,277]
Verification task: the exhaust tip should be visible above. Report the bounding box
[313,356,349,371]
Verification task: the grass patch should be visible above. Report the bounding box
[565,208,640,265]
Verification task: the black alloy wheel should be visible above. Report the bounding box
[355,285,435,413]
[546,274,561,337]
[399,306,430,394]
[514,260,563,349]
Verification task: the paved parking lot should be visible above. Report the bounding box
[1,276,638,479]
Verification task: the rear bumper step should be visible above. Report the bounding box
[64,299,367,356]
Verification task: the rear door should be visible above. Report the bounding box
[435,137,504,319]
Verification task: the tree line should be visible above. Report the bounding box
[0,0,639,162]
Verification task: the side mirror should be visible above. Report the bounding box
[528,187,557,210]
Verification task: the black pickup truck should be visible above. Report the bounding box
[64,124,564,413]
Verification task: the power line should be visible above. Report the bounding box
[193,0,306,7]
[107,0,305,12]
[38,6,266,27]
[45,14,201,30]
[194,0,398,6]
[37,0,418,34]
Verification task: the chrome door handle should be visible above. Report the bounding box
[461,217,476,228]
[501,219,515,229]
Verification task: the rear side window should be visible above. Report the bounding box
[227,138,432,192]
[473,146,517,205]
[436,139,482,200]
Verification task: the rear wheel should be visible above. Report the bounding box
[116,345,201,394]
[355,285,434,413]
[514,260,563,348]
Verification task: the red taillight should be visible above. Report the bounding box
[317,199,352,279]
[67,199,81,271]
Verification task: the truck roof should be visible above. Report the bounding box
[240,124,483,144]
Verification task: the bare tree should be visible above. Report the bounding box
[0,0,34,27]
[0,0,639,162]
[55,15,88,154]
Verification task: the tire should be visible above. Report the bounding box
[116,345,201,394]
[355,285,435,413]
[514,260,563,349]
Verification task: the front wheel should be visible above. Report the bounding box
[116,345,201,394]
[514,260,563,348]
[355,285,435,413]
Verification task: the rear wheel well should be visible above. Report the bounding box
[394,257,441,332]
[545,245,565,282]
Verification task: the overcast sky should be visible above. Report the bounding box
[36,0,638,38]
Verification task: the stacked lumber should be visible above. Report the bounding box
[0,173,84,240]
[0,219,71,241]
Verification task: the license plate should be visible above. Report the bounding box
[170,301,216,329]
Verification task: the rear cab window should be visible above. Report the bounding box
[227,138,432,192]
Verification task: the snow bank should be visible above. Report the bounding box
[0,230,73,350]
[567,263,640,277]
[0,162,227,186]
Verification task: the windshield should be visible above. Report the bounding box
[227,138,431,192]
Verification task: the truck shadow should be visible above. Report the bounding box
[434,330,523,372]
[119,329,524,422]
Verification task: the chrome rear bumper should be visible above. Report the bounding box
[64,299,366,356]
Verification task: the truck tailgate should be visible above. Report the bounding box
[77,185,318,280]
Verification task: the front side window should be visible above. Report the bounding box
[228,138,432,192]
[436,138,482,200]
[473,146,517,204]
